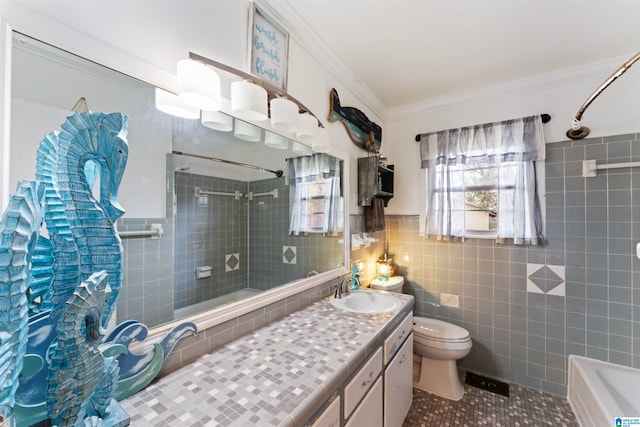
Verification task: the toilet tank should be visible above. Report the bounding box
[370,276,404,293]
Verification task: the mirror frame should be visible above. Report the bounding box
[0,4,350,338]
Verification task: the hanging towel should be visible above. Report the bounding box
[365,196,385,232]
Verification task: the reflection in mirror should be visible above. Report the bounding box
[170,149,344,319]
[10,32,345,330]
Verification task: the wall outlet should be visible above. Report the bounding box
[440,293,459,308]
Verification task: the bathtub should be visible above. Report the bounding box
[568,355,640,426]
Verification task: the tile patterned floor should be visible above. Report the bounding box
[403,371,578,426]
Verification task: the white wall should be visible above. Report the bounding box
[384,58,640,215]
[1,0,381,217]
[8,1,633,219]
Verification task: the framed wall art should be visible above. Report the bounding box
[248,3,289,90]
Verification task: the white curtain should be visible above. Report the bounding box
[419,115,545,245]
[288,153,343,235]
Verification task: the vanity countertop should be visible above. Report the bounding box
[120,290,414,426]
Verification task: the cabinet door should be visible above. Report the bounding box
[345,377,383,427]
[384,333,413,427]
[310,396,340,427]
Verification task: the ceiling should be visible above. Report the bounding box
[275,0,640,113]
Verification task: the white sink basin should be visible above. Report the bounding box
[330,290,400,313]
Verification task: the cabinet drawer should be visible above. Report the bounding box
[344,347,383,418]
[384,313,413,364]
[310,395,340,427]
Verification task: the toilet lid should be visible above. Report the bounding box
[413,317,469,342]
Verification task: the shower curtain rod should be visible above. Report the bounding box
[172,151,284,177]
[566,51,640,140]
[413,114,551,142]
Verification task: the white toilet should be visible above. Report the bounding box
[370,276,472,401]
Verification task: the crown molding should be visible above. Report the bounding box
[388,52,636,121]
[256,0,388,121]
[254,1,637,126]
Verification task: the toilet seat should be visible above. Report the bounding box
[413,317,470,342]
[414,334,471,351]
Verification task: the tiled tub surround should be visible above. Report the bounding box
[116,217,174,327]
[384,132,640,396]
[174,172,249,310]
[121,291,414,426]
[175,173,344,310]
[248,177,344,290]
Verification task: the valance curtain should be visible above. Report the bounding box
[288,153,343,235]
[419,115,545,245]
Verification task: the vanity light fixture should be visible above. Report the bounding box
[233,118,262,142]
[292,141,313,155]
[165,52,331,150]
[270,97,298,133]
[312,126,331,153]
[231,80,268,122]
[155,88,200,119]
[187,52,326,130]
[297,113,318,143]
[201,110,233,132]
[264,131,289,150]
[177,59,221,111]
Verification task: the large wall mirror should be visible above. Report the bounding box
[8,30,348,332]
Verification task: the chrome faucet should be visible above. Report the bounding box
[334,274,361,299]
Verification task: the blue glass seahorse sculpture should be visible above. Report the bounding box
[8,112,196,426]
[0,181,44,408]
[47,270,128,426]
[54,112,129,328]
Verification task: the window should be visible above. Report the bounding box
[294,179,343,233]
[419,115,545,244]
[288,153,343,235]
[459,165,499,232]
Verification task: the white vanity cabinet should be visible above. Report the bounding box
[306,311,414,427]
[383,314,413,427]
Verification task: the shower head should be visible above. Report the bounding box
[175,164,191,172]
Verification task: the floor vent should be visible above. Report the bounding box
[465,372,510,397]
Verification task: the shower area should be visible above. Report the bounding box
[172,169,299,318]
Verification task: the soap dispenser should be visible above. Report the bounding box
[351,264,360,291]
